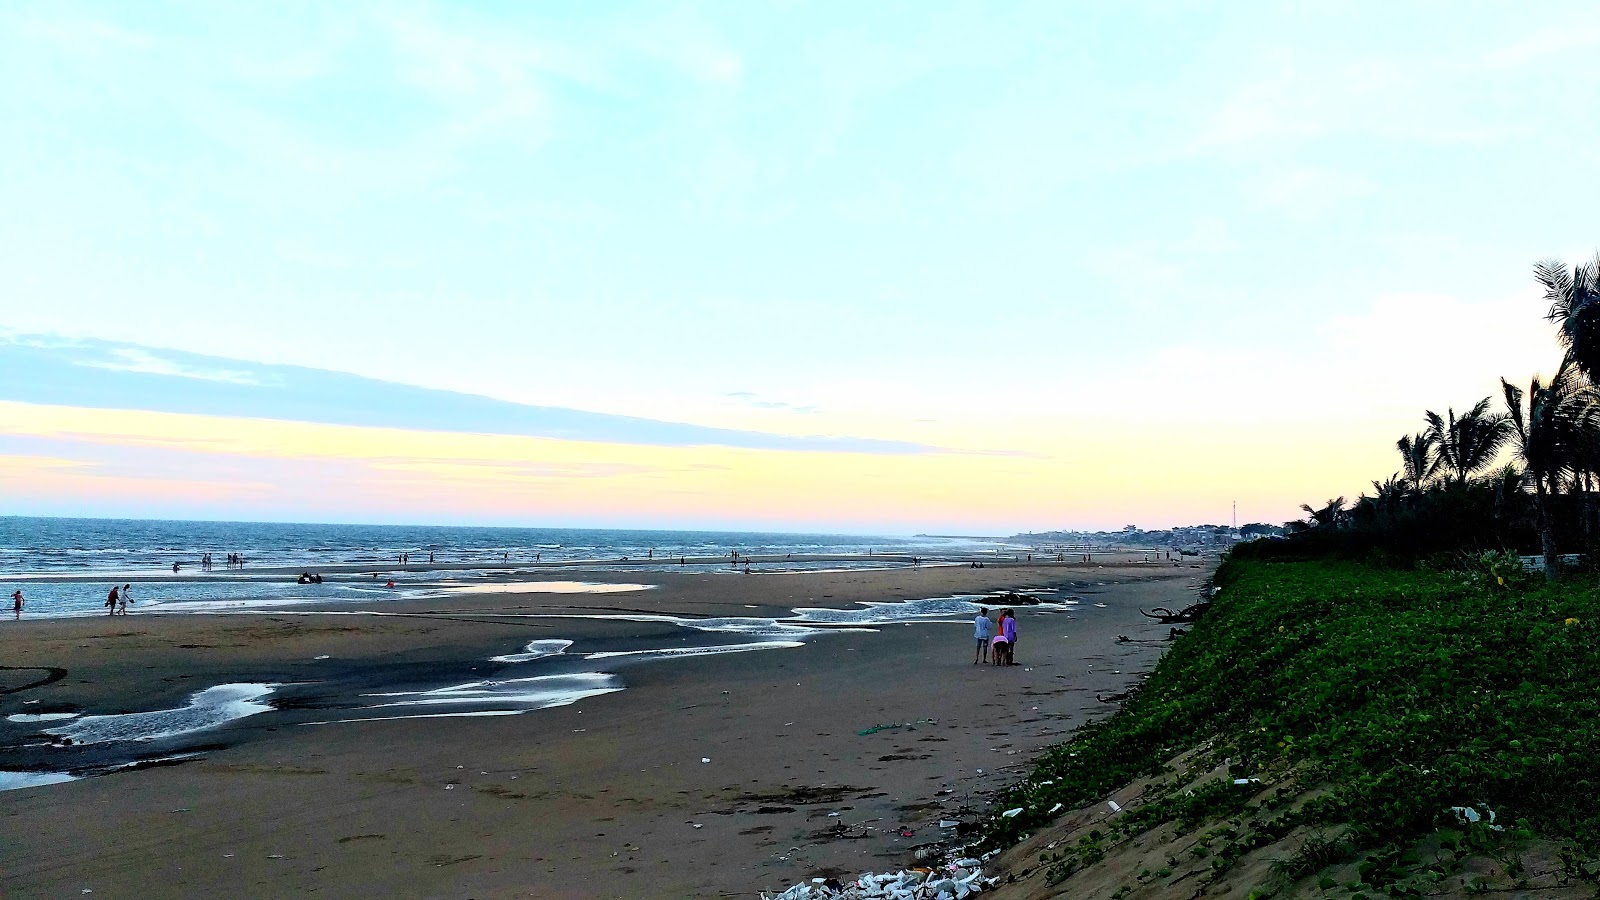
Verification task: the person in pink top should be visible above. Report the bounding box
[1000,609,1019,665]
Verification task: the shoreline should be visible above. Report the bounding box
[0,562,1202,898]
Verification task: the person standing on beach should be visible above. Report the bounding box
[973,607,994,664]
[105,585,119,616]
[118,584,131,615]
[11,589,21,620]
[1000,609,1019,665]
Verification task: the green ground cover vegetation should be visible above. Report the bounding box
[980,557,1600,889]
[972,254,1600,892]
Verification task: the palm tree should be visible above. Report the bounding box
[1538,254,1600,380]
[1396,432,1438,490]
[1501,357,1600,578]
[1298,497,1348,530]
[1362,475,1408,522]
[1424,398,1512,486]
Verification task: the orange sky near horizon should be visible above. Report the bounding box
[0,400,1396,532]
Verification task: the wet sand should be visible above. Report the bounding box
[0,559,1205,898]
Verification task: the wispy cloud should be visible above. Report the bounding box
[725,391,821,414]
[1487,26,1600,68]
[0,335,938,455]
[76,347,265,386]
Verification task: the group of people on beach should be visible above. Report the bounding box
[972,606,1019,666]
[104,584,133,616]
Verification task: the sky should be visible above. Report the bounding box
[3,2,1600,533]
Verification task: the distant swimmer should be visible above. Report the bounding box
[172,562,181,573]
[12,589,22,620]
[386,580,396,588]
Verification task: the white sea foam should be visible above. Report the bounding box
[436,581,651,595]
[495,612,865,638]
[6,712,80,723]
[585,640,804,660]
[0,771,77,792]
[362,672,622,712]
[789,595,1076,626]
[489,638,575,663]
[44,684,275,745]
[789,595,986,624]
[301,710,528,725]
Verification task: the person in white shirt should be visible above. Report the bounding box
[973,607,994,664]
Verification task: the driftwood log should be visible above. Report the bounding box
[1139,601,1210,624]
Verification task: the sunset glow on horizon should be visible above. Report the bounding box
[5,4,1600,532]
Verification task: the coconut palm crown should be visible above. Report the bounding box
[1396,431,1439,490]
[1539,254,1600,382]
[1423,398,1511,486]
[1501,356,1600,577]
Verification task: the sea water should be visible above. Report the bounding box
[0,516,1009,618]
[0,516,992,575]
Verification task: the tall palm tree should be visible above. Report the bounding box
[1365,475,1408,520]
[1298,497,1348,530]
[1424,398,1512,486]
[1501,357,1600,578]
[1539,254,1600,381]
[1396,432,1438,490]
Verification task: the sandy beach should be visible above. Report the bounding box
[1,559,1205,898]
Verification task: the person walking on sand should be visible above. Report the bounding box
[118,583,131,615]
[105,585,119,616]
[973,607,994,664]
[12,589,22,620]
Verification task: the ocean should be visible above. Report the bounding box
[0,516,1013,618]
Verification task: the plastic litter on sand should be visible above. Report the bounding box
[762,863,994,899]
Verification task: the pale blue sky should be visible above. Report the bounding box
[3,2,1599,529]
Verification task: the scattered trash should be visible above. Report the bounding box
[701,757,711,763]
[857,719,936,736]
[762,864,994,899]
[1449,805,1503,830]
[1232,778,1261,786]
[939,819,959,828]
[1000,807,1023,818]
[313,655,330,660]
[691,823,703,829]
[1047,802,1063,815]
[1107,800,1122,813]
